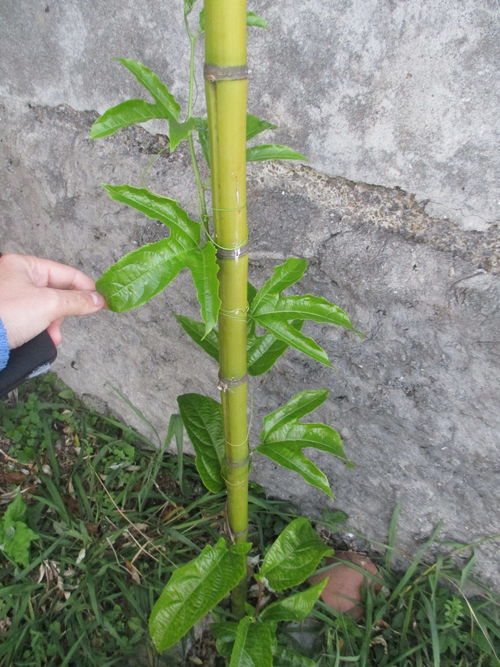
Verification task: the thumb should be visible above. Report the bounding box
[48,288,106,319]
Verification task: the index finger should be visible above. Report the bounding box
[26,255,97,291]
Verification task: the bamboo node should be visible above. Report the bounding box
[224,456,250,469]
[230,528,248,540]
[223,477,248,487]
[204,63,248,82]
[225,437,248,448]
[217,243,249,260]
[218,373,248,391]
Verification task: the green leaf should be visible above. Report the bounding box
[177,394,225,493]
[274,646,317,667]
[251,258,307,312]
[186,242,221,335]
[257,518,332,591]
[117,58,180,120]
[258,295,354,329]
[258,320,332,367]
[246,114,276,141]
[262,389,329,437]
[0,495,38,567]
[212,621,238,659]
[102,185,200,246]
[3,494,26,524]
[257,441,334,497]
[194,117,211,166]
[247,321,304,376]
[175,315,219,362]
[90,99,166,139]
[149,539,250,652]
[259,580,327,623]
[246,145,306,162]
[168,116,197,152]
[247,11,268,29]
[250,258,355,366]
[247,281,258,304]
[229,617,273,667]
[184,0,197,15]
[257,390,349,497]
[96,239,190,312]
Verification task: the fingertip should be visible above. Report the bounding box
[91,291,107,309]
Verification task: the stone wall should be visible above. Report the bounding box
[1,1,498,585]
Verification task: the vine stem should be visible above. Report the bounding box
[184,11,208,227]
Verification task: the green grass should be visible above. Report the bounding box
[296,509,500,666]
[1,374,499,666]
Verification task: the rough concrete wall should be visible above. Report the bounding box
[1,0,498,229]
[1,1,499,585]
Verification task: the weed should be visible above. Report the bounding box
[2,375,498,665]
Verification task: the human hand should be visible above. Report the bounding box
[0,254,106,349]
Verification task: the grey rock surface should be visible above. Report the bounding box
[0,0,498,229]
[1,0,499,587]
[2,101,499,587]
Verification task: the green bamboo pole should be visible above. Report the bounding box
[204,0,249,577]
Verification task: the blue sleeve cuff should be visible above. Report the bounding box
[0,318,10,371]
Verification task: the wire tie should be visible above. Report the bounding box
[222,477,247,487]
[231,528,248,539]
[224,456,250,469]
[225,438,248,449]
[204,64,248,82]
[219,305,248,316]
[217,243,249,260]
[218,373,248,391]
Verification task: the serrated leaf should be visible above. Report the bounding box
[262,390,329,437]
[96,239,190,312]
[259,580,326,624]
[3,494,26,523]
[247,281,258,304]
[177,394,224,493]
[246,11,268,29]
[274,646,317,667]
[102,185,200,246]
[257,390,348,497]
[257,441,334,497]
[149,539,250,652]
[256,315,332,367]
[258,295,354,329]
[0,495,38,567]
[194,117,211,166]
[175,315,219,361]
[186,242,220,335]
[90,99,166,139]
[250,258,355,366]
[117,58,180,120]
[257,518,332,591]
[168,116,197,151]
[229,617,273,667]
[0,522,39,566]
[251,258,306,312]
[199,8,206,31]
[246,144,306,162]
[247,321,304,375]
[246,114,276,141]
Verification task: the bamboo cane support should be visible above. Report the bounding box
[204,0,249,552]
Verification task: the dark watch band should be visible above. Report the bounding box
[0,330,57,396]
